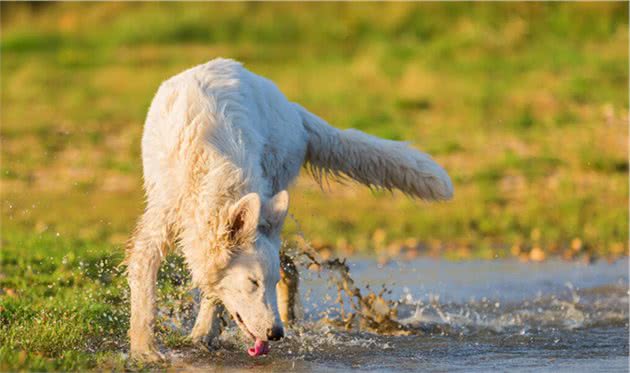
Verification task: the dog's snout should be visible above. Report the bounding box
[267,326,284,341]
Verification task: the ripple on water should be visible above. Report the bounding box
[160,257,629,372]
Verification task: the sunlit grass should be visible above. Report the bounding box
[2,1,627,256]
[0,2,628,369]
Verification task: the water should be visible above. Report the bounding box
[167,257,629,372]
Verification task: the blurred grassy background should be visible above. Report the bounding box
[0,2,628,370]
[1,2,628,260]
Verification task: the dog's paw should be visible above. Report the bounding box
[130,345,165,364]
[189,334,218,352]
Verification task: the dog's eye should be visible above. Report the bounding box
[249,278,260,288]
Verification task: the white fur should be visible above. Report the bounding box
[296,105,453,200]
[126,58,453,361]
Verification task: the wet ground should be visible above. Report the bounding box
[168,257,629,372]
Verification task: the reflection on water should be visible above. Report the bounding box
[165,257,629,372]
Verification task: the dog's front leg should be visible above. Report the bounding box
[127,213,169,362]
[190,297,223,349]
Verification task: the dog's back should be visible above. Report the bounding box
[141,59,308,205]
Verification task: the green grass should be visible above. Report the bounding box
[0,229,127,370]
[1,2,628,370]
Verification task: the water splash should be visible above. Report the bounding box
[286,215,411,335]
[140,213,629,370]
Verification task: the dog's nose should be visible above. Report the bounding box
[267,326,284,341]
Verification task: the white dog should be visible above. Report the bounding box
[126,58,453,361]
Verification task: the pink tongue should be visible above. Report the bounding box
[247,339,270,357]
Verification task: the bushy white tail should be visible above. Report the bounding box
[295,104,454,201]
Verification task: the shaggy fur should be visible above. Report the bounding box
[126,58,453,361]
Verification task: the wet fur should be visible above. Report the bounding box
[126,58,452,361]
[277,252,302,325]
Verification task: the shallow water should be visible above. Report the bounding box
[169,258,629,372]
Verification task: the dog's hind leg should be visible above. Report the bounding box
[126,207,173,362]
[190,297,223,348]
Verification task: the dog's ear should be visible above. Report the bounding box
[227,193,261,244]
[264,190,289,230]
[210,193,260,272]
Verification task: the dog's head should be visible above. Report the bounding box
[211,190,289,354]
